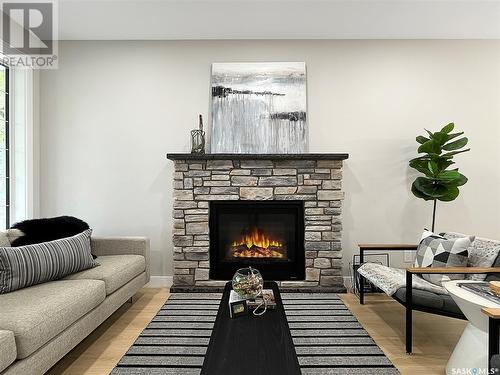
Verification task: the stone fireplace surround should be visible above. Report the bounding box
[167,153,349,292]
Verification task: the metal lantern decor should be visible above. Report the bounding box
[191,114,206,154]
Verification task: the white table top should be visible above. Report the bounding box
[443,280,500,309]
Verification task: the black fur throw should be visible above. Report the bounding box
[10,216,91,247]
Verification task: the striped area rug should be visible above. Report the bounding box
[111,293,399,375]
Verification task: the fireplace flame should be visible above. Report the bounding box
[233,227,282,250]
[231,227,285,258]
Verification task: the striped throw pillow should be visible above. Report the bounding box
[0,229,97,294]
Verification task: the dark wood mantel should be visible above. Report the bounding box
[167,153,349,160]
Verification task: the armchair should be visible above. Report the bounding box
[356,233,500,354]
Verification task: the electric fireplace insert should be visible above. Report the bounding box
[209,201,305,280]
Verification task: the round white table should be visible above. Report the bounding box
[444,280,500,375]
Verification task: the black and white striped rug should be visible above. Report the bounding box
[111,293,399,375]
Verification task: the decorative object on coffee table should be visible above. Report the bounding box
[228,290,249,318]
[232,267,263,299]
[409,122,470,231]
[247,289,276,310]
[246,289,276,316]
[190,114,205,154]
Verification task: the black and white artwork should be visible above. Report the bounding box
[211,62,307,153]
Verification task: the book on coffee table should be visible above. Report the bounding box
[247,289,277,310]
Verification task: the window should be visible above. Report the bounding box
[0,64,8,230]
[0,64,34,229]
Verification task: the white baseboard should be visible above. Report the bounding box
[146,276,173,288]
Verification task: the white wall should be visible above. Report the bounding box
[39,40,500,277]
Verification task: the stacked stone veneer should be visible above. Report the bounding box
[171,158,345,290]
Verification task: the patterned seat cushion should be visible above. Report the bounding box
[414,230,474,286]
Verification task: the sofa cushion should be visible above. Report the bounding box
[393,288,463,316]
[0,279,105,359]
[0,330,16,372]
[64,255,146,295]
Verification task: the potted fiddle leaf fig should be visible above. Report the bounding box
[409,122,470,232]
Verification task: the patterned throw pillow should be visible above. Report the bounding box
[414,230,474,286]
[443,232,500,281]
[0,229,97,294]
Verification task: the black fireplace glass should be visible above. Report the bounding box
[209,201,305,281]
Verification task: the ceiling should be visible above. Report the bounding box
[58,0,500,40]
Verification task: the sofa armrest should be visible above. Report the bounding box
[91,237,150,281]
[407,267,500,274]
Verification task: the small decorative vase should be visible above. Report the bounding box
[232,267,264,299]
[191,114,206,154]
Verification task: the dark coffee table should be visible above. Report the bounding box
[201,281,301,375]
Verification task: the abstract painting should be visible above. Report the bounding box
[211,62,307,153]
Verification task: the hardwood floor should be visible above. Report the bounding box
[340,293,466,375]
[47,288,465,375]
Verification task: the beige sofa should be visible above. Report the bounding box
[0,237,150,375]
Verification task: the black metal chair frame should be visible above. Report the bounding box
[403,268,467,354]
